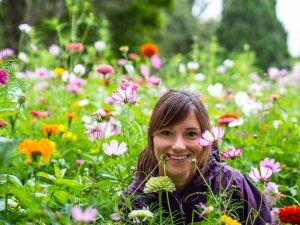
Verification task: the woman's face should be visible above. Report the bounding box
[153,110,203,177]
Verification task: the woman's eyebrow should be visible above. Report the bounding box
[186,128,201,131]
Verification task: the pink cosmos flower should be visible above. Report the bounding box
[260,158,281,173]
[264,182,281,206]
[85,121,103,141]
[249,166,272,183]
[0,69,9,85]
[103,140,127,156]
[110,213,121,221]
[111,87,137,106]
[149,76,161,86]
[0,48,14,59]
[96,64,114,77]
[66,42,84,53]
[220,147,242,159]
[30,111,51,118]
[35,67,49,78]
[48,44,60,56]
[71,206,98,223]
[198,126,225,147]
[151,54,161,69]
[198,202,214,219]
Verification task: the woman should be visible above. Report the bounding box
[121,89,271,224]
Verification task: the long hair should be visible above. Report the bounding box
[136,89,212,179]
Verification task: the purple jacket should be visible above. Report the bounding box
[124,149,271,224]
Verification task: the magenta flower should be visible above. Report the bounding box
[103,140,127,156]
[118,58,127,66]
[151,54,162,69]
[30,111,51,118]
[111,87,137,106]
[96,64,114,77]
[260,158,281,173]
[0,120,9,127]
[249,166,272,183]
[71,206,98,223]
[0,69,9,85]
[76,159,85,166]
[220,147,242,159]
[198,126,225,147]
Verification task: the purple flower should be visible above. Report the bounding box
[151,54,161,69]
[198,126,225,147]
[220,147,242,159]
[111,87,137,106]
[103,140,127,156]
[198,202,214,219]
[0,69,9,85]
[110,213,121,221]
[71,206,98,223]
[260,158,281,173]
[249,166,272,183]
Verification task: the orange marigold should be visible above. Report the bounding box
[65,112,77,121]
[42,123,60,136]
[18,138,56,164]
[140,43,158,57]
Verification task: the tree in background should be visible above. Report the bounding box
[216,0,289,70]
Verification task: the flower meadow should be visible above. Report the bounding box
[0,12,300,225]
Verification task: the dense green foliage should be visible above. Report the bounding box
[217,0,290,69]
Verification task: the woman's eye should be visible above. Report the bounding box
[161,130,172,136]
[186,131,198,138]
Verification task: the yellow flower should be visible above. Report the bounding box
[71,101,79,111]
[0,59,4,65]
[119,45,129,52]
[65,112,77,121]
[54,67,65,76]
[90,149,99,155]
[61,131,77,142]
[219,215,242,225]
[18,138,56,164]
[42,123,60,136]
[58,124,67,133]
[280,193,287,198]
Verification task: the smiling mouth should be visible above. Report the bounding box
[165,154,191,160]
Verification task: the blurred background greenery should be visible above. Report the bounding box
[0,0,292,70]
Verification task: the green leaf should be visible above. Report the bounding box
[37,172,56,182]
[53,190,69,204]
[54,164,61,179]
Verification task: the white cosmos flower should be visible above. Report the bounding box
[103,140,127,156]
[208,83,223,98]
[19,24,32,34]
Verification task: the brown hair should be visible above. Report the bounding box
[136,89,211,179]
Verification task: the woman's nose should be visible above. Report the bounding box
[171,136,186,150]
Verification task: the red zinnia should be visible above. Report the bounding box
[96,64,115,75]
[278,206,300,225]
[140,43,158,57]
[218,113,239,126]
